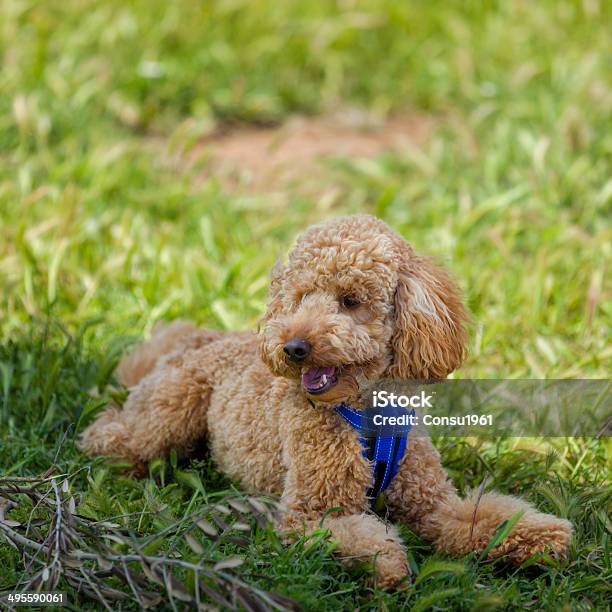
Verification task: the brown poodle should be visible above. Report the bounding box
[80,215,571,588]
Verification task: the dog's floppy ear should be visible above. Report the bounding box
[258,260,285,328]
[387,246,468,380]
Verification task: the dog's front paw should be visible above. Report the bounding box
[371,544,411,590]
[489,511,572,564]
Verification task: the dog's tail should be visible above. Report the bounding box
[117,321,224,387]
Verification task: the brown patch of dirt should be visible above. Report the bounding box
[197,110,435,192]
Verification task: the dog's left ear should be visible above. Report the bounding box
[386,245,468,380]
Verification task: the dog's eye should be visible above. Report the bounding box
[341,295,361,309]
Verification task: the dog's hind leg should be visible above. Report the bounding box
[116,321,223,387]
[80,347,212,467]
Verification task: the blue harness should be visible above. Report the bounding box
[334,403,416,508]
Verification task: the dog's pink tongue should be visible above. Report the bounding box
[302,367,335,388]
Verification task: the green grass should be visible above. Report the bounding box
[1,0,610,609]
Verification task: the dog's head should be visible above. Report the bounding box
[259,215,468,402]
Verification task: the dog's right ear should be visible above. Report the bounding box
[258,260,285,329]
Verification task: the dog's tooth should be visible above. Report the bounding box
[322,375,327,385]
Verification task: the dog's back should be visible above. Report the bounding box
[116,320,225,387]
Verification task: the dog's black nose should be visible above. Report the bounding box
[283,338,311,362]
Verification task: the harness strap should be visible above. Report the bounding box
[334,403,415,505]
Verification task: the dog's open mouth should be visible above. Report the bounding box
[301,367,339,395]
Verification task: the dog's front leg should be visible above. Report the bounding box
[385,436,572,564]
[281,510,409,589]
[278,403,409,589]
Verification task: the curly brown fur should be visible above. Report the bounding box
[80,215,572,587]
